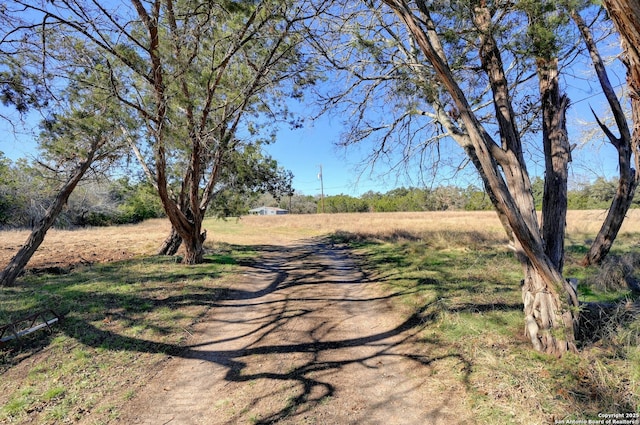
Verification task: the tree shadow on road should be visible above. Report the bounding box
[52,239,474,423]
[4,235,638,423]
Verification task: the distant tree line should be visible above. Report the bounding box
[0,151,293,229]
[258,177,640,214]
[3,150,638,228]
[14,174,624,224]
[0,153,165,229]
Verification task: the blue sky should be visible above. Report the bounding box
[0,53,627,199]
[0,1,628,200]
[262,82,625,198]
[0,85,625,199]
[260,32,629,198]
[1,107,39,161]
[262,112,434,197]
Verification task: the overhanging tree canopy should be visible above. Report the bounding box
[3,0,315,264]
[307,0,638,355]
[0,30,133,287]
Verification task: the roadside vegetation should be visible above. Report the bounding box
[330,228,640,422]
[0,0,638,353]
[0,243,251,424]
[2,150,637,227]
[1,212,638,423]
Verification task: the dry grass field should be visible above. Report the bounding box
[3,210,640,273]
[0,220,174,272]
[210,209,640,245]
[0,210,639,424]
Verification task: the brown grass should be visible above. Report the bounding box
[566,209,640,235]
[208,209,640,252]
[0,220,173,271]
[209,211,508,246]
[3,209,640,272]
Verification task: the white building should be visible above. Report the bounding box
[248,206,289,215]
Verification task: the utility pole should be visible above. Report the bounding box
[318,165,325,213]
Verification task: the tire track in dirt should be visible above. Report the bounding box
[119,239,471,424]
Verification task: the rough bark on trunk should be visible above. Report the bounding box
[583,179,638,266]
[602,0,640,91]
[161,208,205,264]
[539,62,571,272]
[0,150,98,287]
[473,3,578,354]
[136,2,207,266]
[522,261,577,354]
[572,8,640,266]
[602,0,640,268]
[181,228,206,265]
[382,1,579,354]
[157,226,182,256]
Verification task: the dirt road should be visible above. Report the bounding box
[118,240,470,424]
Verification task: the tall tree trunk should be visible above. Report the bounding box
[157,193,189,257]
[132,0,207,265]
[157,226,182,256]
[384,0,579,354]
[535,54,578,352]
[583,174,638,266]
[538,58,571,272]
[0,150,98,287]
[473,2,578,354]
[465,143,577,354]
[572,8,640,266]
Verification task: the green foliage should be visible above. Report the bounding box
[0,152,16,225]
[112,179,165,224]
[0,162,166,228]
[49,177,164,227]
[0,65,48,113]
[0,157,57,228]
[320,186,490,214]
[321,194,369,213]
[0,156,636,227]
[464,186,494,211]
[208,143,295,217]
[569,177,621,210]
[515,0,572,59]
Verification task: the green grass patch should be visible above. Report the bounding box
[337,228,640,423]
[42,386,66,402]
[2,219,639,424]
[0,248,250,424]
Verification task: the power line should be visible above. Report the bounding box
[569,82,626,106]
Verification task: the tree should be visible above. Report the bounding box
[308,0,634,354]
[109,178,165,225]
[4,0,315,265]
[0,25,130,286]
[322,194,369,213]
[121,0,312,263]
[464,185,494,211]
[0,153,20,226]
[0,99,128,286]
[601,1,640,103]
[581,0,640,267]
[206,146,294,217]
[570,5,640,266]
[283,192,318,214]
[155,142,294,255]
